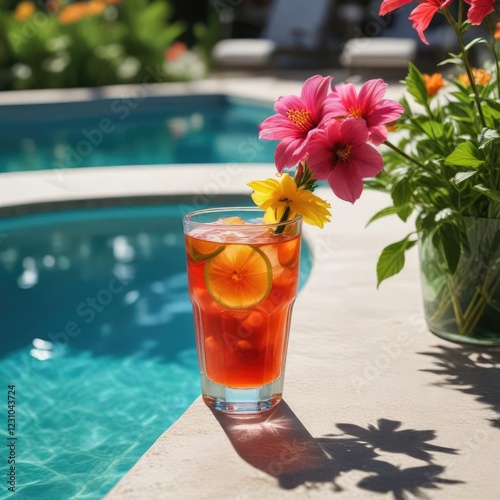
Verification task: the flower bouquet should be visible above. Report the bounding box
[249,1,500,345]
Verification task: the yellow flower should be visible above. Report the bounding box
[423,72,446,96]
[14,1,36,21]
[458,68,491,87]
[248,173,331,228]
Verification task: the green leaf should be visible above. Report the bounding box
[419,120,445,139]
[365,206,399,227]
[376,235,417,288]
[400,95,412,119]
[481,98,500,127]
[479,128,500,149]
[473,184,500,203]
[463,37,488,53]
[404,62,428,107]
[397,205,413,222]
[437,57,464,67]
[391,177,412,207]
[451,170,477,188]
[445,142,484,168]
[432,223,462,274]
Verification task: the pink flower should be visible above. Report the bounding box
[258,75,333,172]
[327,79,404,146]
[464,0,496,25]
[307,119,384,203]
[380,0,414,15]
[379,0,453,44]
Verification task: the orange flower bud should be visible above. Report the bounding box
[14,1,36,21]
[58,1,106,25]
[494,22,500,40]
[423,73,446,96]
[458,68,491,87]
[164,42,188,62]
[385,121,397,132]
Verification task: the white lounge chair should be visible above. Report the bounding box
[340,4,418,72]
[212,0,334,68]
[340,2,455,72]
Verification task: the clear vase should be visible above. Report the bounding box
[419,217,500,347]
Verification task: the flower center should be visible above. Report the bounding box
[348,106,363,118]
[232,271,241,282]
[336,144,353,161]
[278,197,292,204]
[287,109,311,130]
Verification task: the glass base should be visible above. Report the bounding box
[200,373,284,414]
[429,327,500,348]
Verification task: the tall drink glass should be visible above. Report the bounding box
[183,207,302,413]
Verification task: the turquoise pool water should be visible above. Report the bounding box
[0,95,275,173]
[0,203,311,499]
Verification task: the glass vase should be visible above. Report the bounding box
[419,217,500,347]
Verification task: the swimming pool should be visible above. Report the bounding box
[0,95,275,173]
[0,201,311,498]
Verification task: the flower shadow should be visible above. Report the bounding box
[211,401,462,497]
[420,346,500,428]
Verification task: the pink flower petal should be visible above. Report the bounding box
[367,124,389,146]
[300,75,333,123]
[369,101,405,125]
[379,0,414,16]
[409,1,450,45]
[274,136,304,172]
[466,0,495,25]
[305,144,334,180]
[327,162,365,203]
[258,114,300,140]
[328,83,357,112]
[349,143,384,179]
[337,118,369,145]
[274,94,307,117]
[323,118,343,144]
[358,79,388,113]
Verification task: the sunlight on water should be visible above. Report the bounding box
[0,349,199,499]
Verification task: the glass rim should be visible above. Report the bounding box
[183,206,302,229]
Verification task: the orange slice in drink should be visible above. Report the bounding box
[205,244,272,309]
[187,236,225,262]
[220,216,245,225]
[277,237,300,267]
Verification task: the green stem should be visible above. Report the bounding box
[384,140,444,184]
[485,15,500,99]
[384,140,426,170]
[431,252,500,337]
[443,7,487,128]
[447,273,464,330]
[274,206,291,235]
[461,273,500,335]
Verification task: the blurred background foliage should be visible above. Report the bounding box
[0,0,220,90]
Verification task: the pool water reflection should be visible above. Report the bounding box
[0,202,311,498]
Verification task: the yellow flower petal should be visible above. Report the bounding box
[248,173,331,228]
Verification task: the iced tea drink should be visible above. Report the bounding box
[183,208,302,413]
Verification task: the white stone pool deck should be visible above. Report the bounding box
[1,77,499,499]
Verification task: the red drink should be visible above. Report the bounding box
[183,208,302,413]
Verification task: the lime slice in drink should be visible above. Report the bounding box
[187,237,225,262]
[204,244,272,309]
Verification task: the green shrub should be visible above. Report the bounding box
[0,0,210,90]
